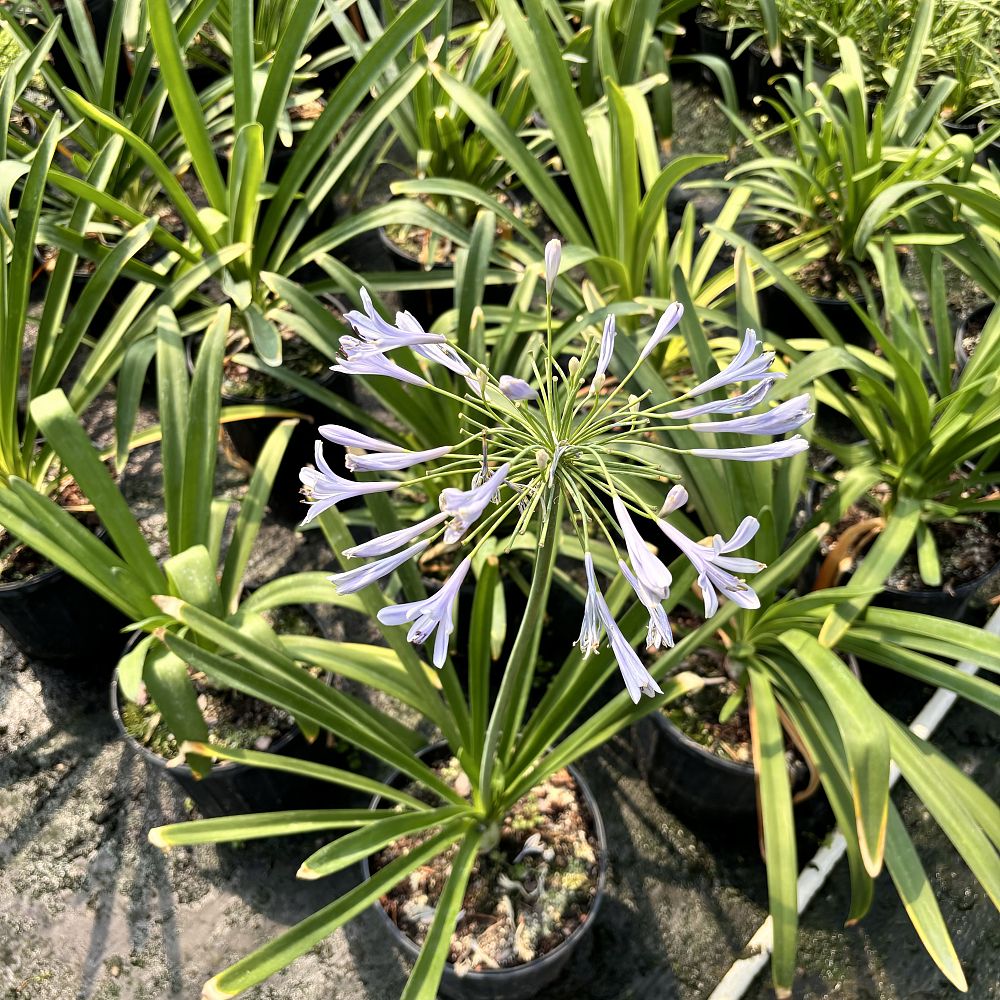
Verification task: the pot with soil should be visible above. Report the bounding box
[379,189,530,320]
[362,743,607,1000]
[187,312,354,523]
[811,481,1000,624]
[695,13,753,107]
[633,636,811,837]
[755,223,899,347]
[0,483,128,670]
[111,603,370,817]
[954,302,992,373]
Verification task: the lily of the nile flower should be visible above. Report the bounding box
[329,540,430,595]
[344,288,446,350]
[669,378,776,418]
[440,463,510,543]
[307,256,811,696]
[499,375,538,401]
[576,555,605,657]
[319,424,404,452]
[343,512,449,559]
[545,239,562,297]
[690,393,813,436]
[347,444,452,473]
[299,442,397,524]
[332,339,429,387]
[638,303,684,361]
[395,311,476,377]
[689,437,809,462]
[687,328,784,396]
[584,554,662,703]
[657,497,765,617]
[376,557,472,667]
[618,560,674,650]
[593,314,616,385]
[612,495,672,601]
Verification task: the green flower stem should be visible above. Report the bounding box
[477,494,563,816]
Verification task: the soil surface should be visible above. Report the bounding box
[374,759,600,973]
[823,493,1000,593]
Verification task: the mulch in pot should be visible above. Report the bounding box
[372,755,602,975]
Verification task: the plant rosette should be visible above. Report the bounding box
[144,238,814,1000]
[362,743,607,1000]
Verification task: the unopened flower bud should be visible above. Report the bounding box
[590,373,606,395]
[544,239,562,297]
[568,357,581,378]
[536,449,549,469]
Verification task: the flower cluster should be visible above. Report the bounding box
[301,241,811,701]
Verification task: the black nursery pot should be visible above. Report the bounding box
[633,711,809,837]
[758,278,874,348]
[874,562,1000,624]
[696,19,753,108]
[361,743,607,1000]
[0,536,128,671]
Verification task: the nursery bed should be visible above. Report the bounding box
[2,58,997,1000]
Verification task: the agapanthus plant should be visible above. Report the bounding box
[146,241,811,1000]
[303,240,810,698]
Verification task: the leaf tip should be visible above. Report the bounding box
[296,863,320,881]
[202,976,235,1000]
[152,594,183,617]
[147,827,170,851]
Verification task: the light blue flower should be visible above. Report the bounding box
[691,394,813,435]
[299,442,397,524]
[377,556,473,667]
[344,512,449,559]
[690,436,810,461]
[329,540,430,594]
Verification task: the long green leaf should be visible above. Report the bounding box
[202,821,470,999]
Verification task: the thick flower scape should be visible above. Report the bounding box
[301,241,811,701]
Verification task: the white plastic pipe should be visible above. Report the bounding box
[707,606,1000,1000]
